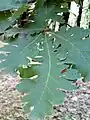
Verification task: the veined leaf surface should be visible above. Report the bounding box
[1,26,90,118]
[0,0,90,119]
[0,9,90,119]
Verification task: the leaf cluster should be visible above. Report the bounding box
[0,0,90,119]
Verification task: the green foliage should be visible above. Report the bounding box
[0,4,28,33]
[0,0,27,11]
[52,27,90,79]
[1,26,90,119]
[16,65,38,78]
[0,0,90,119]
[16,27,86,119]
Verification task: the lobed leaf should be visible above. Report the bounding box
[0,2,90,119]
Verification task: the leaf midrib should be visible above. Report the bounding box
[32,34,52,115]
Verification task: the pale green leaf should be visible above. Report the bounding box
[1,26,90,119]
[0,0,27,11]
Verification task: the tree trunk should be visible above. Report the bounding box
[68,1,79,27]
[80,0,90,29]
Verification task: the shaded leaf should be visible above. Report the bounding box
[0,4,28,33]
[1,26,90,119]
[0,2,90,118]
[0,0,27,11]
[62,69,81,81]
[52,27,90,79]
